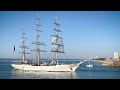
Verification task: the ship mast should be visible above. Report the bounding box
[51,16,64,65]
[19,26,30,62]
[32,14,46,66]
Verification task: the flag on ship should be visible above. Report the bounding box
[13,45,15,52]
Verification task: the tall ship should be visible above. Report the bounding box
[11,14,84,72]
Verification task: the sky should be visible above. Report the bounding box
[0,11,120,59]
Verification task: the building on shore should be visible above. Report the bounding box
[114,52,119,61]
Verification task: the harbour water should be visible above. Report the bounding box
[0,59,120,79]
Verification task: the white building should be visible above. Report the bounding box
[114,52,119,61]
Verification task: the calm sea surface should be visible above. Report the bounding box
[0,59,120,79]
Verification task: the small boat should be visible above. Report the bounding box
[86,59,93,67]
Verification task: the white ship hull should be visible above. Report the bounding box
[11,62,84,72]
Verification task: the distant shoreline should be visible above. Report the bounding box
[92,60,120,67]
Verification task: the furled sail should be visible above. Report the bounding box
[52,44,58,52]
[52,35,63,45]
[58,45,64,53]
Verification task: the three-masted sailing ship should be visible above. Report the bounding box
[11,15,84,72]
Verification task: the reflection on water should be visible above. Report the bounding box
[11,70,79,79]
